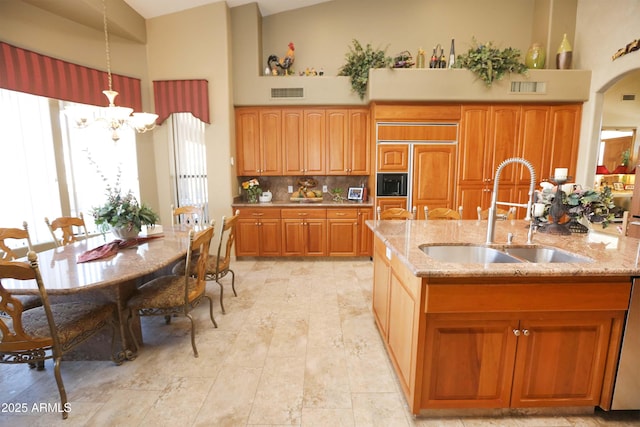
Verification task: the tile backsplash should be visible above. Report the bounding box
[237,176,369,202]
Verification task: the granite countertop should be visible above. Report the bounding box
[232,199,374,208]
[367,219,640,278]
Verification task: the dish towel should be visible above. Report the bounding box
[77,236,164,263]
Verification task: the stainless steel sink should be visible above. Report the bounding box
[420,244,522,264]
[502,246,593,263]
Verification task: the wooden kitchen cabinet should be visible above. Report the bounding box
[236,108,282,176]
[372,238,391,338]
[411,144,456,218]
[422,312,618,409]
[327,208,358,256]
[281,208,326,256]
[377,144,409,172]
[235,208,281,256]
[376,197,408,213]
[282,108,326,175]
[357,207,373,256]
[326,109,371,175]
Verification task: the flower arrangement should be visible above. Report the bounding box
[92,187,159,235]
[537,185,615,228]
[242,178,262,203]
[454,38,528,86]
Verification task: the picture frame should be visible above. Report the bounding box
[347,187,363,201]
[625,184,635,190]
[613,182,625,191]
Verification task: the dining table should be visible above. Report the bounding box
[2,224,198,361]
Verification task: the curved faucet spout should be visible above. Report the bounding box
[486,157,537,244]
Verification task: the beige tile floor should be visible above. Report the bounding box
[1,258,639,426]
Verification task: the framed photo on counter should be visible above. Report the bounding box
[613,182,625,191]
[347,187,363,201]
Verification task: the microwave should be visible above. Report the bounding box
[377,173,408,196]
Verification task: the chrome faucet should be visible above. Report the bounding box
[486,157,536,245]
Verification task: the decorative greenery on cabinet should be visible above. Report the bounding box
[454,39,528,87]
[338,39,392,99]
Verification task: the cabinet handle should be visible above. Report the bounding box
[512,329,521,336]
[298,213,308,216]
[252,213,264,216]
[522,329,530,336]
[336,212,346,216]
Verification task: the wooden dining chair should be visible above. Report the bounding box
[0,222,42,315]
[0,252,123,419]
[171,204,204,226]
[376,206,415,220]
[424,206,462,220]
[477,206,516,221]
[127,225,216,358]
[173,211,240,314]
[45,213,89,247]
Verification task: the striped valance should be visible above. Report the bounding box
[0,41,142,111]
[153,79,209,125]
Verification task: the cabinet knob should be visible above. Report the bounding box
[522,329,530,336]
[512,329,521,336]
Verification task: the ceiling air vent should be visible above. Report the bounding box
[622,94,636,101]
[271,88,304,99]
[510,81,547,94]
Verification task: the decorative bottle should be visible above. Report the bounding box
[417,48,426,68]
[429,48,438,68]
[525,43,546,69]
[448,39,455,68]
[556,33,573,69]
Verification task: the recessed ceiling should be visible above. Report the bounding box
[123,0,334,19]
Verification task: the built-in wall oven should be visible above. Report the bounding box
[376,173,408,197]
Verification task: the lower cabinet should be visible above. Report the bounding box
[235,205,373,257]
[281,208,326,256]
[371,236,630,414]
[236,208,282,256]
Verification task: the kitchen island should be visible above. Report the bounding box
[367,218,640,415]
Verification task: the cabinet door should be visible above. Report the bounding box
[281,218,305,256]
[259,109,282,175]
[377,144,409,172]
[357,208,373,256]
[412,144,457,216]
[259,218,282,256]
[326,109,349,175]
[458,106,490,185]
[327,217,358,256]
[303,109,326,174]
[282,109,304,175]
[545,104,581,180]
[305,219,327,256]
[511,313,616,407]
[487,105,520,186]
[235,218,260,256]
[421,316,518,409]
[235,108,261,176]
[376,197,408,214]
[348,109,371,175]
[372,239,391,338]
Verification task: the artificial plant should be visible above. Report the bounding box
[338,39,392,99]
[454,38,528,87]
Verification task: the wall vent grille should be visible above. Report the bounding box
[622,94,636,101]
[271,88,304,98]
[510,81,547,94]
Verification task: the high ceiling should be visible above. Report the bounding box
[123,0,334,19]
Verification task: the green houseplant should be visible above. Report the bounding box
[92,187,159,239]
[454,38,528,87]
[338,39,392,99]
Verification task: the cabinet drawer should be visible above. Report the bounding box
[281,208,326,219]
[238,208,281,219]
[327,209,358,219]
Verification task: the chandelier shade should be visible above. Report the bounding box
[612,164,628,174]
[64,0,157,141]
[595,165,611,175]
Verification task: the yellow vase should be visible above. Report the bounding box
[556,33,573,69]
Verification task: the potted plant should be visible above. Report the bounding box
[454,38,528,87]
[92,187,159,239]
[338,39,392,99]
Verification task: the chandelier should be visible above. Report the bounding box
[65,0,157,141]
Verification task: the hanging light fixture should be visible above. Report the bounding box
[65,0,157,141]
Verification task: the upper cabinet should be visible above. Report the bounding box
[237,106,370,177]
[236,108,282,176]
[326,109,371,175]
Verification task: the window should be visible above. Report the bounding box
[0,88,140,246]
[169,112,208,222]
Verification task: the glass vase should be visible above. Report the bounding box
[525,43,546,69]
[246,192,258,203]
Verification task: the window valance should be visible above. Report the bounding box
[153,79,210,125]
[0,41,142,110]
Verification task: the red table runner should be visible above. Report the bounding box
[77,235,164,263]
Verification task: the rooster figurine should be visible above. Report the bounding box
[267,42,295,75]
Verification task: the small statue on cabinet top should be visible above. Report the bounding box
[267,42,295,75]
